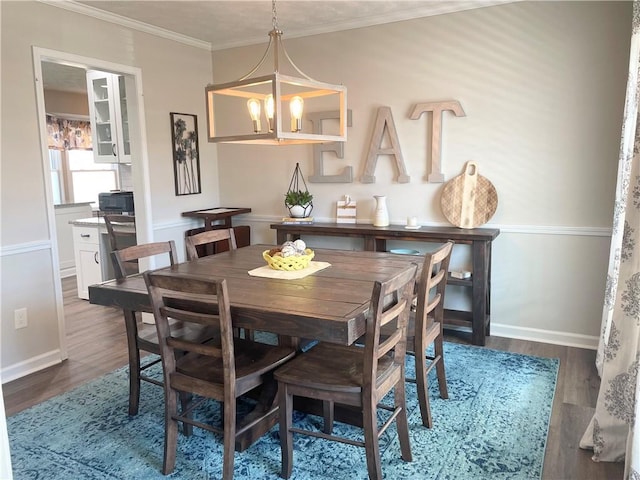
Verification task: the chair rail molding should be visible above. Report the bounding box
[0,240,51,257]
[242,214,612,237]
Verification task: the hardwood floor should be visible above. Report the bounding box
[3,276,131,415]
[2,277,625,479]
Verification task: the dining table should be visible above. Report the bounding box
[88,244,422,450]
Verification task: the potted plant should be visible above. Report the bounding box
[285,190,313,218]
[285,163,314,218]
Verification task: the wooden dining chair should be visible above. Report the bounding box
[143,270,296,479]
[104,214,138,275]
[112,240,214,417]
[274,263,418,480]
[384,241,454,428]
[184,227,255,340]
[185,227,237,260]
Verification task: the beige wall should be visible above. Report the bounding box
[213,1,632,345]
[0,1,219,377]
[0,0,633,381]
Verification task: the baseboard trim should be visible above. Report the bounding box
[1,350,63,384]
[60,266,76,279]
[491,323,599,350]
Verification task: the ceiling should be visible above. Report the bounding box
[42,0,512,94]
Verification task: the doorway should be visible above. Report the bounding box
[32,47,153,360]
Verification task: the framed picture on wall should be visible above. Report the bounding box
[170,112,201,195]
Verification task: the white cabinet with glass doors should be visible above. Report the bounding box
[86,71,131,163]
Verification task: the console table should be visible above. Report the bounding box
[271,222,500,346]
[182,207,252,256]
[182,207,251,230]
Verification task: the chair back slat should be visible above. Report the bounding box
[431,268,446,289]
[424,293,441,316]
[185,228,237,260]
[112,241,178,279]
[166,337,223,359]
[378,299,407,328]
[161,306,219,327]
[377,329,402,358]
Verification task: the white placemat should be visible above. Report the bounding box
[248,261,332,279]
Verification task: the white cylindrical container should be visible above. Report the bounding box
[373,195,389,227]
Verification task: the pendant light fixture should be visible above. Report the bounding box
[205,0,347,145]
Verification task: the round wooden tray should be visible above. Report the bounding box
[440,161,498,229]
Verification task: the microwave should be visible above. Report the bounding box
[98,191,135,214]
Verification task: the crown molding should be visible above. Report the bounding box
[38,0,212,51]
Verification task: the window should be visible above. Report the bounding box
[49,149,119,206]
[49,149,64,204]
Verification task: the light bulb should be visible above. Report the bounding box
[264,94,275,132]
[289,96,304,132]
[247,98,261,133]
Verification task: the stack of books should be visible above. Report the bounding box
[281,216,314,225]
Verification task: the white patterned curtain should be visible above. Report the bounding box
[46,114,92,150]
[579,3,640,478]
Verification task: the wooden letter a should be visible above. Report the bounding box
[361,107,409,184]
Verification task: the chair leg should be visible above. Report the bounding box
[434,336,448,399]
[395,380,412,462]
[123,310,141,416]
[244,329,255,341]
[222,396,236,480]
[278,383,293,479]
[415,340,433,428]
[128,352,141,416]
[179,392,193,436]
[163,390,179,475]
[363,398,383,480]
[322,400,334,434]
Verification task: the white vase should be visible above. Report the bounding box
[373,195,389,227]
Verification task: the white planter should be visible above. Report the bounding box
[288,204,312,218]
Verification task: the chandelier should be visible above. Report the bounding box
[205,0,347,145]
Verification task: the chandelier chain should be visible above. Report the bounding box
[272,0,278,31]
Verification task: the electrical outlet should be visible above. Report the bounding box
[14,308,28,329]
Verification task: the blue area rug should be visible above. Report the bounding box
[7,341,558,479]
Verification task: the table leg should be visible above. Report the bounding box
[235,378,279,451]
[471,240,488,346]
[486,242,492,336]
[276,231,288,244]
[364,237,375,251]
[366,238,386,252]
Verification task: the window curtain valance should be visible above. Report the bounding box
[46,115,92,150]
